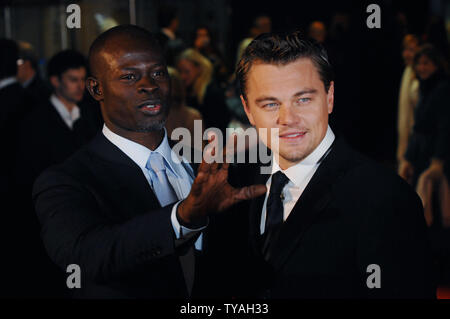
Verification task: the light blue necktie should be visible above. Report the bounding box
[146,152,178,207]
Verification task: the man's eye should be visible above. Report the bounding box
[264,103,278,108]
[297,98,311,104]
[121,74,136,80]
[152,70,167,78]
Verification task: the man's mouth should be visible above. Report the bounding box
[138,101,163,115]
[279,131,307,139]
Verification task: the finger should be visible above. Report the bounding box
[223,133,237,163]
[209,143,220,172]
[233,184,267,202]
[198,159,211,175]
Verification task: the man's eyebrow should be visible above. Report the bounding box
[254,89,318,103]
[118,63,165,71]
[254,96,279,103]
[293,89,318,96]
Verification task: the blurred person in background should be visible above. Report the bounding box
[307,21,327,44]
[13,50,100,297]
[177,48,230,136]
[16,49,99,185]
[397,34,420,166]
[236,14,272,65]
[156,4,185,67]
[17,41,51,105]
[398,44,450,285]
[165,67,203,149]
[227,16,273,135]
[193,25,228,86]
[399,44,449,190]
[0,38,33,297]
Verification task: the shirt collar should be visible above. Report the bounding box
[0,77,17,90]
[50,94,80,129]
[271,125,335,186]
[102,124,179,176]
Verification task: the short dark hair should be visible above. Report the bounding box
[236,31,334,99]
[0,38,19,79]
[413,44,448,73]
[88,25,162,78]
[47,49,87,78]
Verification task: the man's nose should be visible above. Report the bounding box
[138,75,159,93]
[277,104,297,126]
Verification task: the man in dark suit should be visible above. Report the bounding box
[16,49,99,187]
[156,4,185,66]
[13,49,100,297]
[0,38,35,297]
[32,25,265,298]
[235,31,436,298]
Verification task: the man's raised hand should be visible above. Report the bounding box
[177,134,267,226]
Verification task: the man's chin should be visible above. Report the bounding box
[135,119,167,132]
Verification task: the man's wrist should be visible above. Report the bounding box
[177,200,208,229]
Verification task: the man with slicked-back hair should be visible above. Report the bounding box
[236,31,435,298]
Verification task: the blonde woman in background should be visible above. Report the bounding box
[177,48,230,136]
[397,34,420,166]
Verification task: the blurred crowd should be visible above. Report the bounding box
[0,4,449,297]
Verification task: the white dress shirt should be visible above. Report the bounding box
[50,94,80,129]
[102,124,205,249]
[260,126,335,234]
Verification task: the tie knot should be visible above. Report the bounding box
[270,171,290,195]
[146,152,166,172]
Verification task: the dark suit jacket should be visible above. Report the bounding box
[0,82,34,296]
[242,138,435,298]
[16,99,100,185]
[0,82,32,193]
[24,75,52,106]
[8,99,101,297]
[32,132,201,298]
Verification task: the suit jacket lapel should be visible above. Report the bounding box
[263,139,353,270]
[249,171,270,256]
[87,132,161,213]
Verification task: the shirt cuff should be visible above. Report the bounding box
[171,201,207,250]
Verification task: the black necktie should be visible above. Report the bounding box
[265,171,290,232]
[262,171,290,259]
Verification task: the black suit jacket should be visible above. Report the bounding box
[0,82,34,296]
[24,75,52,106]
[32,132,202,298]
[243,138,435,298]
[16,99,100,185]
[8,99,100,297]
[0,82,32,192]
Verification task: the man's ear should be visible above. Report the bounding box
[50,75,60,90]
[86,76,103,101]
[240,94,255,126]
[327,81,334,114]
